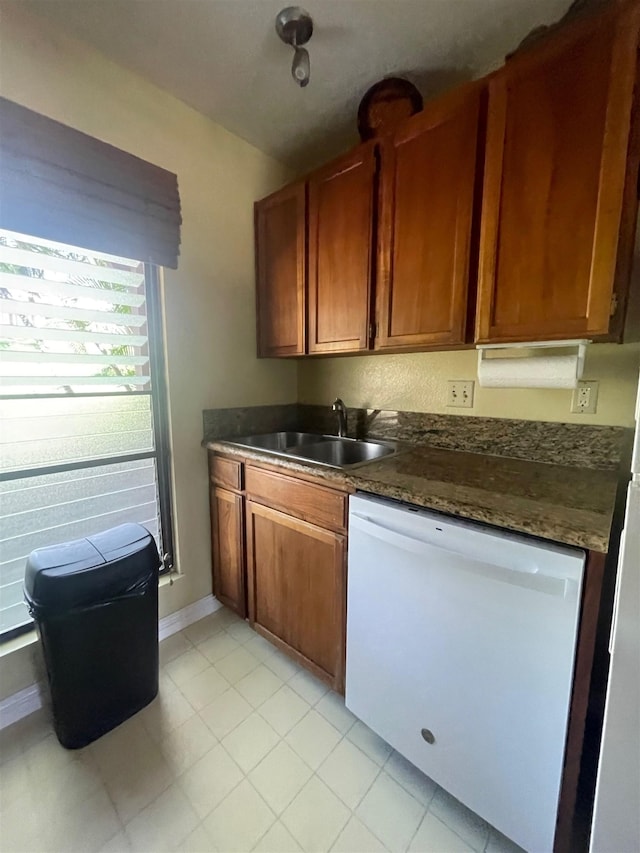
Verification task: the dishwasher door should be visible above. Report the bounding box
[346,494,585,853]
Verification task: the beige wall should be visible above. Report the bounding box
[0,3,295,699]
[298,343,640,427]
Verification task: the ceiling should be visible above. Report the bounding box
[20,0,573,171]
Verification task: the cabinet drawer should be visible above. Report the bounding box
[245,466,346,532]
[210,454,243,491]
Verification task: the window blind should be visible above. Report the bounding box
[0,231,151,398]
[0,97,181,269]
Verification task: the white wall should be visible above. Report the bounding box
[0,2,295,699]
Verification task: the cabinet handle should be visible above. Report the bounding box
[610,291,618,317]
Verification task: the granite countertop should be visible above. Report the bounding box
[207,439,619,553]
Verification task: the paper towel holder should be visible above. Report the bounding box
[476,339,591,389]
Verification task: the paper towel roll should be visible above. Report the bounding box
[478,355,580,389]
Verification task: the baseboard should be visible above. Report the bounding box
[158,594,222,640]
[0,594,224,730]
[0,682,45,729]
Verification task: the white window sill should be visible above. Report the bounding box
[0,628,38,658]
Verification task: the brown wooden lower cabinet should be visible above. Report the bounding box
[210,484,246,618]
[208,452,349,689]
[245,499,347,692]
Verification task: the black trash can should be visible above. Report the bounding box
[24,523,161,749]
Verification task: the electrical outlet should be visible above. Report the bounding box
[447,380,474,409]
[571,380,599,414]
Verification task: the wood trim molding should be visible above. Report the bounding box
[475,75,507,342]
[586,3,640,334]
[554,550,607,853]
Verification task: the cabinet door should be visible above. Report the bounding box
[476,4,640,343]
[246,500,346,690]
[210,486,246,617]
[375,85,481,350]
[255,182,306,357]
[308,144,376,354]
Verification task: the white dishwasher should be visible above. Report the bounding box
[346,494,585,853]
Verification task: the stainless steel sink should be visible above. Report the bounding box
[292,436,396,468]
[227,432,399,470]
[232,431,323,451]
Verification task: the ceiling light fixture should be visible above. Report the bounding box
[275,6,313,88]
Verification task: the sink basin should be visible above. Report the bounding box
[227,432,399,470]
[232,431,322,451]
[290,436,396,468]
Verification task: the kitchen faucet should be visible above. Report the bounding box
[332,398,347,437]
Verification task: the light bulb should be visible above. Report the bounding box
[292,46,310,87]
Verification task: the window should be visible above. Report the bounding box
[0,98,181,641]
[0,228,173,639]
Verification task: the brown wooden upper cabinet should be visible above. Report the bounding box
[475,1,640,344]
[375,84,482,350]
[254,1,639,356]
[307,143,377,354]
[254,182,306,357]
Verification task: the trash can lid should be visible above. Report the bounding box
[24,523,159,612]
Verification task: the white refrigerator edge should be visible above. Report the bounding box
[590,371,640,853]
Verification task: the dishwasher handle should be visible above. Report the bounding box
[350,513,572,598]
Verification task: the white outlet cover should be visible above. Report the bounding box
[571,380,599,414]
[447,380,475,408]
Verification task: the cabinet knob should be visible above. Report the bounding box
[421,728,435,745]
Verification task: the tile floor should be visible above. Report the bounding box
[0,608,525,853]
